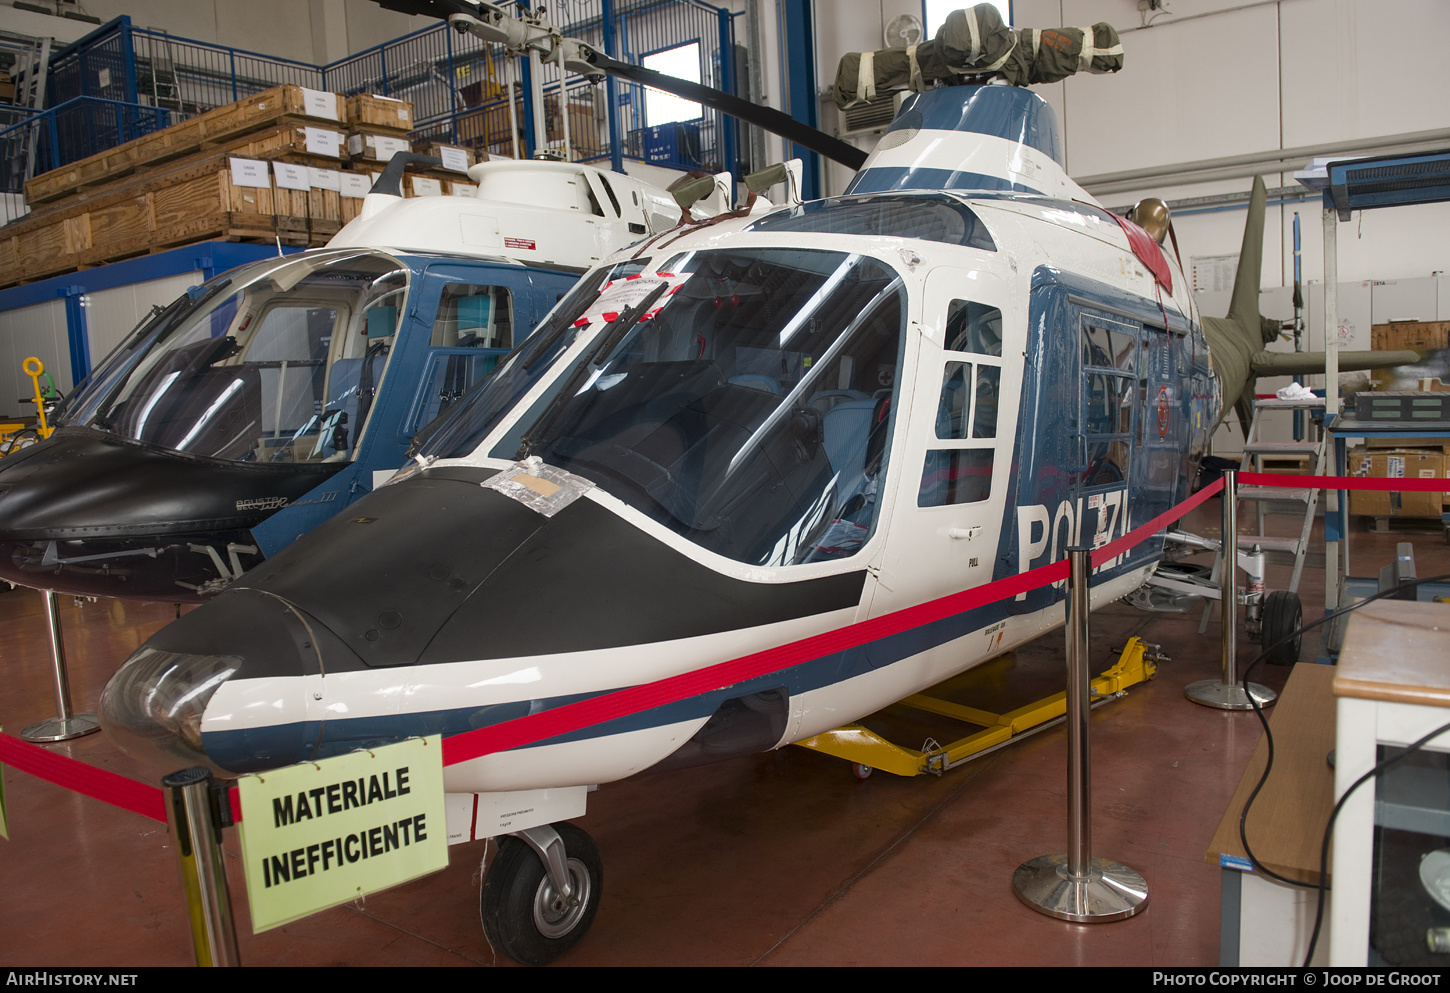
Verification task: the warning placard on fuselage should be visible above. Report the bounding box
[236,736,447,932]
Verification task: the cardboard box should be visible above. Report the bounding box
[1349,450,1445,518]
[1371,320,1450,351]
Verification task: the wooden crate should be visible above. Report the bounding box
[3,150,321,287]
[344,94,414,134]
[25,84,344,204]
[1371,320,1450,351]
[346,131,414,165]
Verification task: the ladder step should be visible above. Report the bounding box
[1238,486,1315,503]
[1243,441,1321,455]
[1236,534,1304,553]
[1254,398,1326,410]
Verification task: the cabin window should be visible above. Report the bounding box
[67,250,408,465]
[943,300,1003,356]
[1080,318,1137,487]
[746,195,996,252]
[919,449,994,507]
[409,284,518,433]
[473,249,908,567]
[919,334,1001,508]
[430,284,513,349]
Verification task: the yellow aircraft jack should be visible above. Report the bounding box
[0,357,57,456]
[795,637,1164,779]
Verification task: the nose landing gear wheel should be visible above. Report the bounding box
[482,822,602,965]
[1260,590,1303,666]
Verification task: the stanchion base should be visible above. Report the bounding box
[1184,679,1277,711]
[1012,854,1149,923]
[20,713,101,742]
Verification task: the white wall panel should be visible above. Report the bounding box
[1062,4,1282,177]
[0,299,68,417]
[1280,0,1450,148]
[83,272,202,367]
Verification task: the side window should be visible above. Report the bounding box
[1080,317,1137,487]
[920,300,1002,507]
[413,284,517,432]
[431,284,513,348]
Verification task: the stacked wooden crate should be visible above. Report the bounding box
[1,86,420,289]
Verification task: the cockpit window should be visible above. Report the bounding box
[745,195,996,252]
[63,250,409,465]
[463,248,908,567]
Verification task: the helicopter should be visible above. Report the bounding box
[95,1,1420,967]
[0,152,728,601]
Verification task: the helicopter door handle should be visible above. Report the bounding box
[948,526,982,540]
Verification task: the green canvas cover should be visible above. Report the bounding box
[833,5,1123,109]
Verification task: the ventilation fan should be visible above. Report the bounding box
[884,13,924,48]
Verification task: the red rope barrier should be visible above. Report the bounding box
[1241,470,1450,492]
[12,468,1372,817]
[0,732,165,823]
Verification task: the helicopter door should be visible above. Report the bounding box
[863,269,1017,675]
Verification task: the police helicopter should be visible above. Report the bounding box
[0,144,739,601]
[98,2,1417,967]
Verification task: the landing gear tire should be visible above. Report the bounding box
[1261,590,1303,666]
[851,762,873,781]
[481,823,602,966]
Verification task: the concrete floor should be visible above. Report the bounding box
[1,499,1445,967]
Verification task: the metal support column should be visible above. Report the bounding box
[20,590,100,742]
[603,0,623,175]
[162,767,240,967]
[1323,206,1343,616]
[1013,547,1149,922]
[777,0,820,199]
[1186,470,1276,710]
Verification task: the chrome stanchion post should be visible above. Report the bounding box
[1013,546,1149,922]
[1186,470,1276,710]
[162,767,240,967]
[20,589,100,742]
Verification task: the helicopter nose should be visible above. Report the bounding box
[100,588,346,775]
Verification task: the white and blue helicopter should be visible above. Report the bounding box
[97,2,1415,966]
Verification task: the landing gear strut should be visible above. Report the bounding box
[482,821,602,965]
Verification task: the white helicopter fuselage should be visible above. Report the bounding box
[100,84,1222,841]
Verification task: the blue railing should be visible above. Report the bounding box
[0,97,171,194]
[7,1,744,218]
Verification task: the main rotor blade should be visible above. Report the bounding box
[585,50,867,171]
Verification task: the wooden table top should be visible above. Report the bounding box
[1335,600,1450,708]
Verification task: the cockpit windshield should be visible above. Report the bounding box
[428,248,907,567]
[63,250,409,465]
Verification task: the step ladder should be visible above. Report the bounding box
[144,31,183,115]
[1236,396,1327,595]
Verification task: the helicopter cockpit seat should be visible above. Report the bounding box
[822,397,877,507]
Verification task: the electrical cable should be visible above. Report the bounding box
[1228,571,1450,965]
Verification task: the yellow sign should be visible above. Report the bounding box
[236,736,448,932]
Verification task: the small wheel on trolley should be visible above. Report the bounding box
[851,762,874,781]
